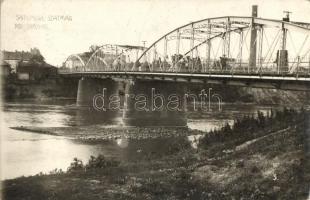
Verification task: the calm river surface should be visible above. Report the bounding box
[1,100,274,180]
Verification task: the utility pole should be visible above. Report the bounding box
[249,5,258,73]
[283,11,291,22]
[142,41,147,62]
[142,41,146,48]
[277,11,291,74]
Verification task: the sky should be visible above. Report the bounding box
[1,0,310,66]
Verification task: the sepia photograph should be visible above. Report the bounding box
[0,0,310,199]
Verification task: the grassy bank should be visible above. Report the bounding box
[2,109,310,200]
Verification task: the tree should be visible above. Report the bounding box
[30,47,45,63]
[30,54,45,63]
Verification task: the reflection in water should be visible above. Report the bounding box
[116,138,129,148]
[72,107,122,126]
[114,137,191,161]
[187,119,234,132]
[187,135,203,149]
[2,131,99,179]
[1,101,274,180]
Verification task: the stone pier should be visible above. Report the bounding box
[76,78,188,127]
[122,79,187,127]
[76,77,121,124]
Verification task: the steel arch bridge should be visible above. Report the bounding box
[60,10,310,91]
[63,15,310,76]
[63,44,146,72]
[135,15,310,75]
[63,54,87,71]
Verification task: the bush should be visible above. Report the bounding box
[49,168,64,175]
[86,154,120,169]
[67,157,84,172]
[199,107,305,149]
[67,155,120,173]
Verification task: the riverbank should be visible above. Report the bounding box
[3,111,310,200]
[2,76,79,100]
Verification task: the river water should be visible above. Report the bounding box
[1,100,274,180]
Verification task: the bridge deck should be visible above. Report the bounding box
[60,71,310,81]
[59,71,310,91]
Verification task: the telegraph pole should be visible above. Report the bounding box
[249,5,258,73]
[142,41,147,62]
[277,11,291,74]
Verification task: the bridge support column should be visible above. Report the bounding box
[77,77,118,106]
[76,77,121,125]
[277,50,289,73]
[123,80,187,127]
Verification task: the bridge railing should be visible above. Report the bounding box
[58,60,310,78]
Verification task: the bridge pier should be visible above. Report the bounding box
[76,77,121,124]
[122,80,187,127]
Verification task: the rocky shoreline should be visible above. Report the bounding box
[11,126,204,141]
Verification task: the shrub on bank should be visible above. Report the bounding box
[85,155,120,169]
[199,107,306,149]
[67,155,120,173]
[67,157,84,172]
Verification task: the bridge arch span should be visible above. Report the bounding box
[137,16,310,74]
[63,54,86,71]
[85,44,145,71]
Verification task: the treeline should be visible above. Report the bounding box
[199,107,307,148]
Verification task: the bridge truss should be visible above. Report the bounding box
[63,44,146,72]
[136,16,310,75]
[63,15,310,77]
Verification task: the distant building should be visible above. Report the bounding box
[0,60,11,77]
[0,50,32,72]
[17,61,57,81]
[1,49,57,81]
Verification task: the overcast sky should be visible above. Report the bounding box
[1,0,310,66]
